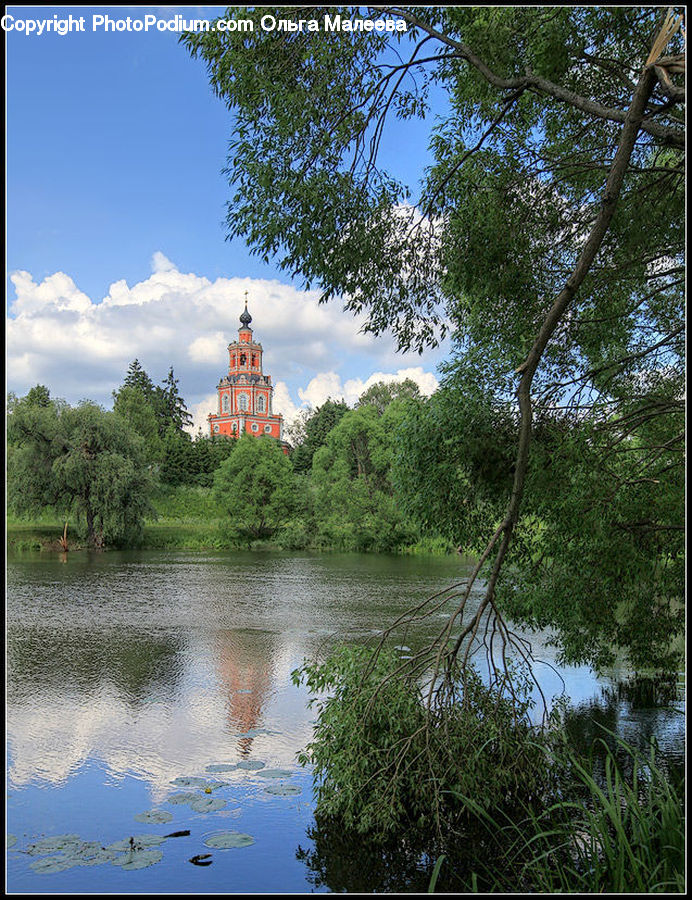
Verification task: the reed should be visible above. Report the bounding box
[449,732,685,893]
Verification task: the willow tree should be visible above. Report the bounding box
[8,396,154,548]
[183,8,684,677]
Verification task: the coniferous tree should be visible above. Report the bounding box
[159,424,193,486]
[122,359,155,398]
[24,384,52,408]
[157,367,193,435]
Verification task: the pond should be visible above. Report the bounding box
[6,549,685,893]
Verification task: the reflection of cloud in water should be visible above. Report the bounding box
[6,630,314,797]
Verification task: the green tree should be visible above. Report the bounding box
[122,358,155,397]
[24,384,52,408]
[159,425,193,486]
[392,383,516,551]
[157,366,193,435]
[289,398,350,474]
[112,384,163,462]
[213,434,299,541]
[184,432,237,487]
[113,362,195,471]
[356,378,422,415]
[184,7,684,672]
[312,403,418,551]
[8,397,154,548]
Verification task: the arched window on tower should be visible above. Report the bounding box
[222,394,230,413]
[239,393,248,411]
[240,353,247,366]
[257,395,266,413]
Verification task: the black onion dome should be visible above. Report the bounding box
[239,302,252,327]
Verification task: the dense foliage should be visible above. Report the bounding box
[393,373,684,671]
[213,433,301,541]
[289,398,349,474]
[183,6,685,674]
[6,376,441,556]
[311,400,419,552]
[293,645,561,839]
[8,389,154,547]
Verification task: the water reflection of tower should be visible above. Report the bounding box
[214,630,276,755]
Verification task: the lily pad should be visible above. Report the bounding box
[205,763,237,773]
[205,780,227,791]
[27,834,82,855]
[106,834,166,852]
[236,760,265,770]
[134,809,173,824]
[264,784,302,796]
[171,776,211,789]
[112,848,163,870]
[258,768,293,778]
[67,840,103,854]
[204,831,255,849]
[30,855,79,873]
[166,791,199,805]
[7,834,17,848]
[67,844,119,867]
[189,796,226,813]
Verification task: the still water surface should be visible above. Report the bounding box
[6,550,684,893]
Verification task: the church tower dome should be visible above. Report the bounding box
[239,301,252,327]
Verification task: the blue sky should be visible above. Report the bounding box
[6,5,450,430]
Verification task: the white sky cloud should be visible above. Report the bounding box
[7,253,446,431]
[298,367,438,409]
[151,250,178,273]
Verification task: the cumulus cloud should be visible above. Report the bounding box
[188,391,220,435]
[7,254,446,431]
[188,331,227,366]
[298,367,438,409]
[271,381,302,427]
[9,270,93,316]
[151,250,178,273]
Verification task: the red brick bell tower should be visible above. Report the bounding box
[208,298,287,449]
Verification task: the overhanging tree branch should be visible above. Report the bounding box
[443,61,660,675]
[375,6,685,147]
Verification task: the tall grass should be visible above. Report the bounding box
[450,733,685,893]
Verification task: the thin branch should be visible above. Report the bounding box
[375,7,685,147]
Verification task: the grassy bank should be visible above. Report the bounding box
[7,485,456,556]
